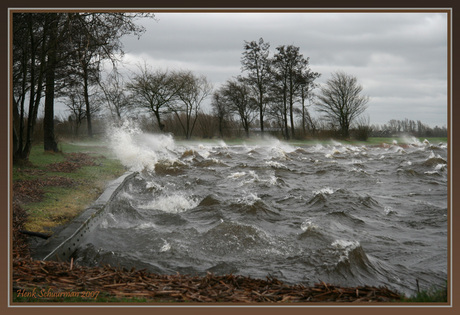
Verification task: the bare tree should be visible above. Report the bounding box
[211,89,230,138]
[12,13,48,162]
[98,71,131,122]
[127,65,180,131]
[241,38,271,136]
[64,13,153,137]
[315,71,369,139]
[170,71,213,139]
[221,78,257,138]
[271,44,319,139]
[65,92,86,136]
[12,12,153,161]
[63,84,104,136]
[299,72,320,137]
[43,13,63,152]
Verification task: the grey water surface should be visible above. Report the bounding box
[74,136,448,296]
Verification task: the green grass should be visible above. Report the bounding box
[401,285,448,303]
[58,140,117,157]
[13,140,126,233]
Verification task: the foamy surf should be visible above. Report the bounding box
[107,120,177,172]
[76,134,447,296]
[300,219,318,232]
[331,239,362,263]
[138,195,199,213]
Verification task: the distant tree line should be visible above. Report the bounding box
[20,13,447,166]
[115,37,369,141]
[370,118,447,138]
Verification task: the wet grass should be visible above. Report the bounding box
[12,140,126,234]
[401,284,449,303]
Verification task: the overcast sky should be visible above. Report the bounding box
[116,11,448,128]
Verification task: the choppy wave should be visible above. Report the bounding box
[107,121,177,172]
[77,129,449,296]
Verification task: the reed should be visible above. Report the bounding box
[401,283,448,303]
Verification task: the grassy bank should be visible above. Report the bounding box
[13,140,126,234]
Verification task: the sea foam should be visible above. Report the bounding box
[107,120,177,172]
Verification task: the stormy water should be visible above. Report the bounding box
[74,123,448,297]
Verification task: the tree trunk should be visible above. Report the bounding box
[283,110,289,140]
[12,107,20,162]
[43,14,59,152]
[301,92,306,136]
[259,90,264,137]
[83,65,93,137]
[154,111,165,131]
[186,106,191,139]
[283,92,289,140]
[21,15,47,159]
[242,118,250,138]
[218,117,224,138]
[289,96,295,139]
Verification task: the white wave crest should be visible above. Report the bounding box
[136,222,157,230]
[107,120,177,172]
[265,160,287,169]
[267,175,278,186]
[243,170,260,184]
[139,195,198,213]
[384,206,397,215]
[237,192,261,206]
[300,219,318,232]
[313,187,334,195]
[331,239,361,263]
[160,239,171,252]
[435,164,447,171]
[228,172,246,179]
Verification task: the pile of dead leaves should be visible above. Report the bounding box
[46,152,97,173]
[66,153,98,166]
[12,203,31,259]
[46,161,81,173]
[12,256,402,303]
[13,152,96,203]
[13,176,77,204]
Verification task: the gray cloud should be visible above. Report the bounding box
[119,11,448,127]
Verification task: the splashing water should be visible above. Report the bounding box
[138,195,199,213]
[107,121,177,172]
[74,131,447,297]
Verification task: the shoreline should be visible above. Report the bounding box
[11,137,448,303]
